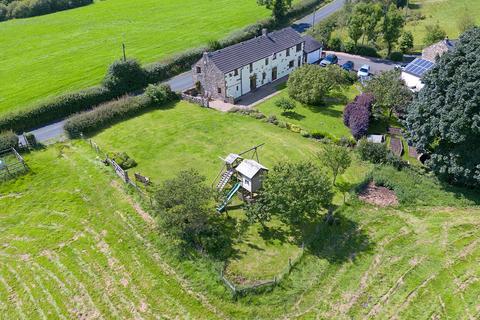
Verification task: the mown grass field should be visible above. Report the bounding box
[405,0,480,48]
[0,0,269,114]
[256,84,358,138]
[2,100,480,318]
[0,142,220,319]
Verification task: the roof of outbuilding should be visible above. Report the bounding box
[303,35,322,53]
[205,27,304,73]
[403,58,435,78]
[236,159,268,179]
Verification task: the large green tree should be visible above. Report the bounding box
[382,4,404,55]
[405,28,480,187]
[257,0,292,21]
[365,69,412,120]
[245,162,333,231]
[287,65,349,105]
[317,143,352,185]
[153,170,215,249]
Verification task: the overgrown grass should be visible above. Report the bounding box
[256,84,358,138]
[0,0,269,114]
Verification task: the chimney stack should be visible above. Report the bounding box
[262,28,268,36]
[203,51,209,63]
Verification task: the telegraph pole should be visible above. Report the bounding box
[312,7,317,31]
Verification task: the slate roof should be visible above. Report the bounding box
[236,159,268,179]
[403,58,435,78]
[303,35,322,53]
[206,27,304,73]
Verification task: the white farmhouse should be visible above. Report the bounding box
[192,27,306,103]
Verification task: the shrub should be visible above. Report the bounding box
[277,121,287,128]
[424,23,447,46]
[109,152,137,170]
[275,97,295,113]
[0,4,7,21]
[354,45,380,58]
[399,31,414,53]
[357,139,388,163]
[25,133,37,148]
[286,123,302,133]
[103,59,147,95]
[386,152,407,170]
[64,85,176,138]
[328,36,343,51]
[266,115,279,125]
[343,93,373,139]
[389,51,404,62]
[0,131,18,150]
[145,84,176,105]
[311,131,325,140]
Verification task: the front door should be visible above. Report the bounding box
[250,75,257,91]
[272,67,277,81]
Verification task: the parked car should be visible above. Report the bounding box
[357,64,371,77]
[341,60,354,71]
[320,54,338,67]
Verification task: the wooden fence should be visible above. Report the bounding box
[87,139,148,198]
[220,242,305,298]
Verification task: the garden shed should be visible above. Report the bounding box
[235,159,268,193]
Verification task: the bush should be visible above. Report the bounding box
[0,131,18,150]
[109,152,137,170]
[328,36,343,51]
[3,0,92,21]
[357,139,389,164]
[389,51,404,62]
[266,115,279,125]
[386,152,407,170]
[354,45,380,57]
[343,93,373,139]
[145,84,177,105]
[424,23,447,46]
[64,85,176,138]
[25,133,37,148]
[275,97,296,113]
[103,59,147,95]
[300,130,310,137]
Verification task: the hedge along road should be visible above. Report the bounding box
[25,0,347,144]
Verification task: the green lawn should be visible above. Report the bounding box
[93,101,324,183]
[405,0,480,48]
[2,102,480,317]
[0,142,219,319]
[256,85,358,138]
[0,0,268,114]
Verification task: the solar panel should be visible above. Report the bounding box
[403,58,435,77]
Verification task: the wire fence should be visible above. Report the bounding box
[220,242,305,298]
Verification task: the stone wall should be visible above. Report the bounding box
[192,55,226,101]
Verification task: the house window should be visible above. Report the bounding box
[236,86,239,91]
[196,66,201,73]
[296,43,302,52]
[286,48,290,56]
[289,60,294,68]
[265,58,269,65]
[217,87,222,94]
[249,63,253,73]
[273,53,277,60]
[262,72,266,81]
[234,69,238,76]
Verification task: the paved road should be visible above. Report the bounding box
[294,0,345,26]
[26,0,347,144]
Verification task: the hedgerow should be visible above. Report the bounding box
[0,0,92,21]
[64,84,176,138]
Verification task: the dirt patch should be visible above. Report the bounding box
[358,182,398,207]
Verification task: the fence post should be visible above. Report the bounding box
[124,170,129,183]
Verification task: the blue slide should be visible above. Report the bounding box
[217,182,241,212]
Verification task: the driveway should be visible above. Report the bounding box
[326,51,396,75]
